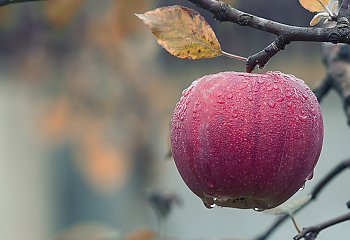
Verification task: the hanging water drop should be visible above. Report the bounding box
[202,197,216,209]
[253,208,264,212]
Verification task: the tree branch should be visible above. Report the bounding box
[0,0,44,7]
[254,158,350,240]
[321,43,350,125]
[188,0,350,72]
[312,76,332,102]
[293,211,350,240]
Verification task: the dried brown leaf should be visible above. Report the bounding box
[136,5,222,59]
[299,0,330,12]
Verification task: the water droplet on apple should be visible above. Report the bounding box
[299,115,308,122]
[202,196,215,209]
[226,93,233,99]
[306,171,314,180]
[182,86,193,97]
[268,100,276,108]
[277,95,285,102]
[286,89,292,98]
[246,95,253,101]
[257,78,265,84]
[203,201,215,209]
[299,182,306,191]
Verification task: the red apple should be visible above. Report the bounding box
[170,71,323,210]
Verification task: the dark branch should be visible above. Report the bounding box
[254,158,350,240]
[312,77,332,102]
[246,37,289,72]
[293,211,350,240]
[0,0,44,7]
[188,0,350,72]
[322,43,350,125]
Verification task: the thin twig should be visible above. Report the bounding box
[293,211,350,240]
[312,77,332,102]
[254,158,350,240]
[0,0,44,7]
[290,215,302,233]
[221,50,248,61]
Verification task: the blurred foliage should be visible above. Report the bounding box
[55,222,120,240]
[124,229,156,240]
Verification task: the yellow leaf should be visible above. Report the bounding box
[299,0,330,12]
[136,5,222,59]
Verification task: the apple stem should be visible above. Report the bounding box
[290,214,301,233]
[221,50,248,62]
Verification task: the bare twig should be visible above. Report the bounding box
[188,0,350,72]
[321,43,350,125]
[0,0,44,7]
[293,211,350,240]
[254,158,350,240]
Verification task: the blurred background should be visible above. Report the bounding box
[0,0,349,239]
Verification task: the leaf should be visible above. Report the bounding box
[263,195,312,215]
[135,5,223,59]
[299,0,330,12]
[310,12,329,26]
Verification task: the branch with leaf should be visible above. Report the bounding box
[137,0,350,126]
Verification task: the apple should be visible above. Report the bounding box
[170,71,323,210]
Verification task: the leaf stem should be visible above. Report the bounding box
[221,50,248,61]
[290,214,302,233]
